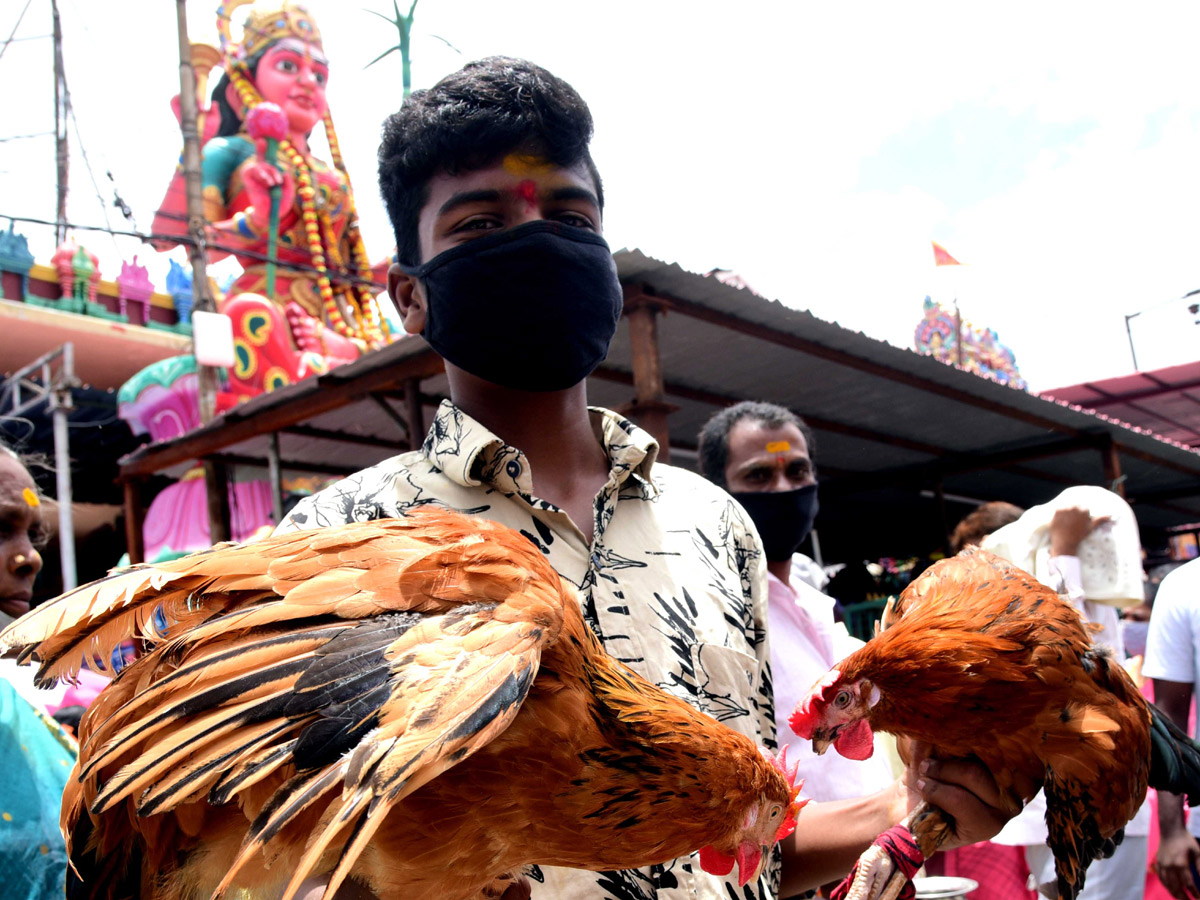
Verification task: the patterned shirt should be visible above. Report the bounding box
[278,400,775,900]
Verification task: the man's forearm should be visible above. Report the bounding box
[779,787,899,897]
[1161,789,1190,836]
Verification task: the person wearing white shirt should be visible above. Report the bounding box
[1142,555,1200,900]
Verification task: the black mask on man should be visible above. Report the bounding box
[399,220,623,392]
[732,484,820,562]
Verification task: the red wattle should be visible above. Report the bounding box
[698,845,734,876]
[735,841,762,886]
[833,718,875,760]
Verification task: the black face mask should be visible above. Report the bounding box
[399,220,623,392]
[732,484,820,562]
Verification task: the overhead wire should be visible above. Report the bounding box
[62,88,119,255]
[0,0,34,65]
[0,131,54,143]
[2,213,387,292]
[50,0,121,254]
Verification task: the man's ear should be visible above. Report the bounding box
[389,263,427,335]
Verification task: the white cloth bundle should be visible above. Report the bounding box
[981,484,1144,609]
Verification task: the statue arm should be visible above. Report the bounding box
[202,136,283,256]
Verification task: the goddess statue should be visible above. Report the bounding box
[153,0,388,401]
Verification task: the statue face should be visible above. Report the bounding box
[255,37,329,136]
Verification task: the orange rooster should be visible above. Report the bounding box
[790,547,1200,900]
[0,507,803,900]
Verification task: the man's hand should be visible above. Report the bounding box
[1048,507,1110,558]
[902,741,1028,848]
[1156,829,1200,900]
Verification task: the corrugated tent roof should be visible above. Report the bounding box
[1041,360,1200,448]
[118,249,1200,563]
[606,251,1200,558]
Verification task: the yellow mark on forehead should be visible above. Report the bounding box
[502,154,555,177]
[765,441,791,453]
[22,488,40,508]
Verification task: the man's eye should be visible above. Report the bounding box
[313,70,327,84]
[555,212,595,230]
[277,58,298,73]
[29,525,49,549]
[456,218,501,233]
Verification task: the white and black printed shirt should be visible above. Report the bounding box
[278,400,776,900]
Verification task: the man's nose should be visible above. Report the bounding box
[768,472,794,492]
[770,470,815,493]
[10,542,42,577]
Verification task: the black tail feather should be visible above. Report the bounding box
[1148,701,1200,807]
[66,813,140,900]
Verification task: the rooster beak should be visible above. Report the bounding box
[754,844,770,881]
[745,844,769,885]
[811,735,831,756]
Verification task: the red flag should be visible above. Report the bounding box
[932,241,962,267]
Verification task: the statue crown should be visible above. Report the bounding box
[220,0,322,64]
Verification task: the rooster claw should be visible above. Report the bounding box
[835,843,913,900]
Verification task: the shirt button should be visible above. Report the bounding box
[506,460,521,478]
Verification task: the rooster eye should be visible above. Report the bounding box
[833,690,851,709]
[769,807,780,819]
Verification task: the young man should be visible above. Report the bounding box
[281,57,1015,900]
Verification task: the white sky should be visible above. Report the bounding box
[4,1,1200,392]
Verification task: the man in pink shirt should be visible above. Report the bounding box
[698,401,897,895]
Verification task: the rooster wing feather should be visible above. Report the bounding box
[2,509,566,900]
[5,506,800,900]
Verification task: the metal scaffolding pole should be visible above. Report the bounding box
[4,343,79,589]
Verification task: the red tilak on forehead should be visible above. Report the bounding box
[515,179,538,209]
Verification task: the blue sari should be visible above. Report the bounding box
[0,678,76,900]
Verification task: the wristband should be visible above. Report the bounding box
[831,825,924,900]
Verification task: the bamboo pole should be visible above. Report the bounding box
[176,0,229,543]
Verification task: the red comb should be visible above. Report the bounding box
[767,745,808,841]
[788,668,841,739]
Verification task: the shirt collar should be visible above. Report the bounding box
[420,400,660,497]
[591,406,660,497]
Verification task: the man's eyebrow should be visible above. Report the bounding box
[546,185,600,207]
[437,185,600,219]
[732,458,773,472]
[437,189,503,218]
